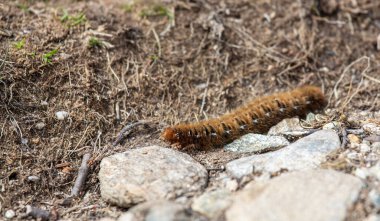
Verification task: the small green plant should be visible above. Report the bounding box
[42,49,58,64]
[13,39,25,50]
[60,9,69,22]
[29,52,36,58]
[88,37,102,48]
[123,3,134,13]
[60,10,87,27]
[150,54,159,62]
[140,5,173,21]
[17,3,29,12]
[70,13,86,26]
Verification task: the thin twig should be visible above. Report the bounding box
[340,127,348,149]
[71,153,91,197]
[112,120,150,146]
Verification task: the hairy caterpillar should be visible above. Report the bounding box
[161,86,327,150]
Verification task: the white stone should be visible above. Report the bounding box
[322,121,342,131]
[225,170,363,221]
[226,130,340,179]
[27,175,40,182]
[360,144,371,153]
[35,122,46,129]
[224,134,289,153]
[55,111,69,120]
[373,142,380,150]
[99,146,208,207]
[268,118,304,136]
[5,210,15,219]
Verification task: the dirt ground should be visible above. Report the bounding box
[1,0,380,220]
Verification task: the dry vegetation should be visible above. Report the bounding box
[1,0,380,219]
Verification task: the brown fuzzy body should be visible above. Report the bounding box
[161,86,327,150]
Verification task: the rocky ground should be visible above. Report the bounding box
[1,0,380,220]
[97,114,380,221]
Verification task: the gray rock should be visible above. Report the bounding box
[5,210,15,219]
[360,143,371,153]
[99,146,208,207]
[224,134,289,153]
[372,142,380,150]
[322,121,342,131]
[268,118,304,136]
[365,153,379,164]
[225,170,363,221]
[118,201,190,221]
[366,136,380,143]
[191,189,232,219]
[363,123,380,135]
[226,130,340,179]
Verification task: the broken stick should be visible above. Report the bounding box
[71,153,91,197]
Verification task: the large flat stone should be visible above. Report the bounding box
[224,134,289,153]
[191,189,232,219]
[99,146,208,207]
[226,130,340,179]
[225,169,364,221]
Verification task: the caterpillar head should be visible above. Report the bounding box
[161,127,180,144]
[300,85,328,110]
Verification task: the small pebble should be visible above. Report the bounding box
[348,134,361,144]
[55,111,69,120]
[360,144,371,153]
[322,121,342,131]
[28,175,40,182]
[372,142,380,150]
[40,101,48,106]
[5,210,15,219]
[366,153,379,164]
[347,152,360,161]
[363,123,380,135]
[21,138,28,145]
[35,122,46,129]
